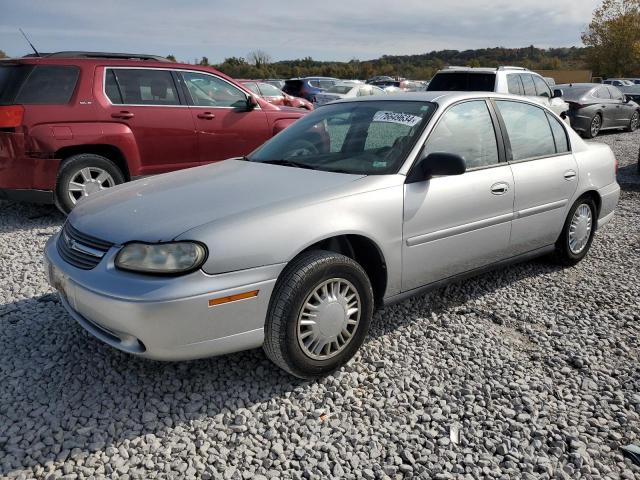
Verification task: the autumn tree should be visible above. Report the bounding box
[582,0,640,77]
[166,54,176,62]
[246,49,272,68]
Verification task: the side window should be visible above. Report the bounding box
[104,69,123,104]
[519,74,537,96]
[319,80,335,89]
[532,75,552,98]
[14,66,79,104]
[109,69,179,105]
[181,71,247,107]
[507,74,523,95]
[308,80,320,88]
[496,101,556,160]
[607,86,624,101]
[546,113,570,153]
[594,87,610,99]
[422,100,499,169]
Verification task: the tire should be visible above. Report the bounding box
[263,250,374,379]
[583,113,602,139]
[552,197,597,266]
[55,154,125,214]
[626,110,640,132]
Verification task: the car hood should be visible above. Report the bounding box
[68,160,365,244]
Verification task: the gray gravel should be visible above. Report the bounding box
[1,131,639,480]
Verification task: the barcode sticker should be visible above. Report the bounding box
[373,111,422,127]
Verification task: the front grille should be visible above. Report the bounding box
[56,222,113,270]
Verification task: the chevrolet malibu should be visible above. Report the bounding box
[44,92,620,378]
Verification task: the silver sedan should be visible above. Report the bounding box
[44,92,620,378]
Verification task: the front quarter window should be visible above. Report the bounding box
[247,100,436,175]
[181,71,247,108]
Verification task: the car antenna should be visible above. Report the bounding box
[19,28,41,57]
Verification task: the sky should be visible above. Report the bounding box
[0,0,601,62]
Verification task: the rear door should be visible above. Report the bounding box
[494,99,578,254]
[101,67,198,175]
[178,70,270,163]
[402,100,514,291]
[607,86,635,127]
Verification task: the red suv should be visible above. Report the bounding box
[0,52,308,212]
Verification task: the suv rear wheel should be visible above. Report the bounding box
[55,153,125,214]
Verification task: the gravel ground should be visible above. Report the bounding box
[0,131,639,480]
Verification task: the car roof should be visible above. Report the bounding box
[327,91,548,106]
[557,83,600,89]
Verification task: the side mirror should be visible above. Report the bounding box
[406,152,466,183]
[553,89,563,99]
[247,95,259,110]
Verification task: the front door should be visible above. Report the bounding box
[402,100,514,291]
[493,100,578,254]
[101,67,198,175]
[179,71,270,163]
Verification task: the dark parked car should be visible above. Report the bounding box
[282,77,339,102]
[0,52,307,212]
[559,83,640,138]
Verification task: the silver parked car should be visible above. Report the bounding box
[44,92,620,378]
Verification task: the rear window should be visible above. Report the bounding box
[15,65,79,104]
[283,80,303,95]
[0,65,32,104]
[427,72,496,92]
[560,87,594,101]
[0,64,78,105]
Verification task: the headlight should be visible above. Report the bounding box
[115,241,207,275]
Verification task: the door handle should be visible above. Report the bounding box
[111,111,134,119]
[197,112,216,120]
[564,170,577,180]
[490,182,509,195]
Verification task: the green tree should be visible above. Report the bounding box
[582,0,640,77]
[198,56,210,66]
[166,54,176,62]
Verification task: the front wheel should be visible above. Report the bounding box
[263,250,374,379]
[552,197,597,266]
[55,154,125,214]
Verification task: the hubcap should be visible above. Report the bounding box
[297,278,361,360]
[591,116,601,136]
[568,204,593,255]
[67,167,116,204]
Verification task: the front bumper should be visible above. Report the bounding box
[44,233,285,361]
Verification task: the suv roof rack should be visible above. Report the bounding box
[497,66,527,71]
[36,51,170,62]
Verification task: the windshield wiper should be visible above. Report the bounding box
[259,159,319,170]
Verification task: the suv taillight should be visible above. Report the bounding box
[0,105,24,128]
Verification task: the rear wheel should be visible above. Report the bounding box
[583,113,602,139]
[552,197,596,266]
[263,250,374,379]
[55,153,125,214]
[626,110,640,132]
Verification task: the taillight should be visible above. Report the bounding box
[0,105,24,128]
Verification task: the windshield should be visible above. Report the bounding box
[427,72,496,92]
[327,85,355,94]
[247,100,436,175]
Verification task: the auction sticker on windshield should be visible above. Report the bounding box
[373,111,422,127]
